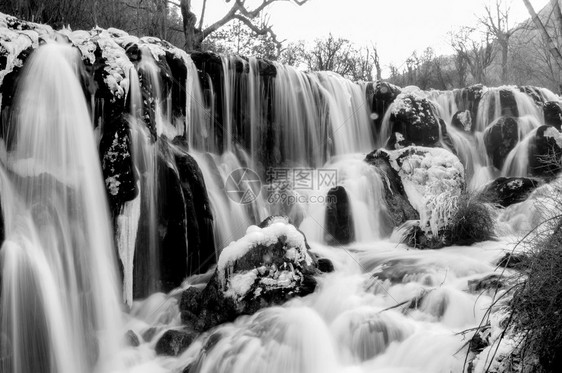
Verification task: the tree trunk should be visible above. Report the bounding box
[501,40,509,82]
[523,0,562,70]
[181,0,198,50]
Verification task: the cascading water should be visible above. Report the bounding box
[0,43,122,373]
[3,14,562,373]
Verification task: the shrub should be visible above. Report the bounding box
[447,193,495,246]
[511,225,562,372]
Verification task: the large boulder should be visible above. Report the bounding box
[529,125,562,178]
[155,329,198,356]
[544,101,562,131]
[386,92,442,149]
[386,146,465,248]
[364,149,419,231]
[484,116,519,170]
[479,177,541,207]
[132,139,215,297]
[324,186,355,245]
[180,217,319,332]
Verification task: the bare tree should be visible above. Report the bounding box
[450,26,496,84]
[522,0,562,71]
[179,0,310,50]
[372,44,382,81]
[305,33,355,77]
[479,0,524,82]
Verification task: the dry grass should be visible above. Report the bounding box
[510,224,562,372]
[447,193,495,246]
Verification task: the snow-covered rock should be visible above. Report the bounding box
[180,217,327,332]
[386,92,443,149]
[383,146,465,248]
[480,177,541,207]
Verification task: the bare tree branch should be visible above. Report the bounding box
[522,0,562,71]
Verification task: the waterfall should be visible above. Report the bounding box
[4,15,562,373]
[0,43,122,373]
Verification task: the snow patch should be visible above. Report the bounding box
[542,126,562,149]
[217,221,312,288]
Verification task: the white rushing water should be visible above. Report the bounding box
[0,43,124,373]
[2,25,562,373]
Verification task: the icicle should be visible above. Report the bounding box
[116,187,141,306]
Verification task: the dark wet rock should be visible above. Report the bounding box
[125,330,141,347]
[369,257,426,284]
[0,45,34,117]
[157,143,190,292]
[366,81,402,134]
[133,139,216,296]
[484,116,519,170]
[518,86,545,106]
[142,327,159,343]
[496,252,526,270]
[529,125,562,178]
[364,149,419,231]
[317,258,335,273]
[479,177,540,207]
[498,88,519,118]
[469,326,491,354]
[454,84,484,123]
[155,329,197,356]
[387,93,441,149]
[544,101,562,131]
[166,51,188,119]
[172,140,216,275]
[403,223,449,250]
[468,274,504,292]
[180,217,320,332]
[132,139,214,297]
[452,110,472,132]
[99,114,138,214]
[325,186,355,245]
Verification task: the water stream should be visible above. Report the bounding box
[0,29,560,373]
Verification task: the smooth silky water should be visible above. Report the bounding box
[0,39,559,373]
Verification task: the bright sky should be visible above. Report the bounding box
[196,0,550,71]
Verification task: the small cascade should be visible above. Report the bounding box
[128,65,162,297]
[0,43,122,373]
[272,63,328,167]
[186,56,211,152]
[429,90,458,124]
[501,129,537,177]
[315,72,374,155]
[190,150,266,257]
[475,87,502,132]
[300,155,387,245]
[220,55,235,153]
